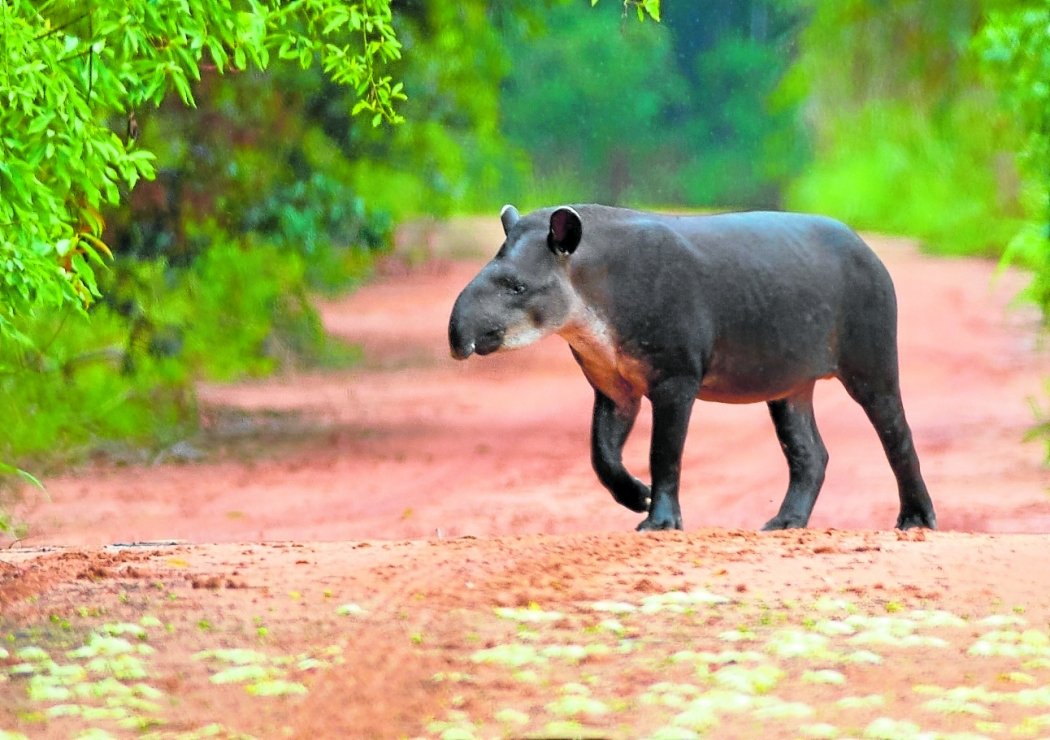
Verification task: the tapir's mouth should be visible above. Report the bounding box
[473,328,504,356]
[448,327,503,360]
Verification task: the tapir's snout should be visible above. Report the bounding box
[449,336,472,361]
[448,308,474,360]
[448,287,506,360]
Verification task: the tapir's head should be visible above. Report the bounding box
[448,204,583,360]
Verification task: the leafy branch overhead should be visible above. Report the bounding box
[594,0,661,22]
[0,0,405,340]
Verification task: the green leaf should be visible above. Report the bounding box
[246,679,308,696]
[210,665,270,684]
[0,461,43,489]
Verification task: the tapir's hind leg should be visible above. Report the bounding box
[835,253,937,529]
[762,383,829,530]
[838,369,937,530]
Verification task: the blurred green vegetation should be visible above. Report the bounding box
[783,0,1029,256]
[973,1,1050,455]
[3,0,1050,508]
[974,2,1050,313]
[500,0,807,208]
[785,97,1022,256]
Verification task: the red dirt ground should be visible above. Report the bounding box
[2,222,1049,738]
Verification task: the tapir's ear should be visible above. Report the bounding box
[548,206,582,256]
[500,204,520,235]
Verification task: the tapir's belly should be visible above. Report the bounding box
[698,338,838,404]
[566,299,841,406]
[576,340,838,406]
[698,371,835,404]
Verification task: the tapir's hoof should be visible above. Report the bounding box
[896,510,937,530]
[615,492,650,514]
[636,515,682,532]
[612,480,651,514]
[761,515,808,531]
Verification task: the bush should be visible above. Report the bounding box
[239,172,391,294]
[0,232,369,475]
[975,2,1050,317]
[0,302,194,467]
[173,238,353,380]
[786,99,1023,256]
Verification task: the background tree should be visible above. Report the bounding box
[661,0,806,207]
[501,1,687,205]
[974,0,1050,454]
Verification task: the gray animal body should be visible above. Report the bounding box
[448,204,937,532]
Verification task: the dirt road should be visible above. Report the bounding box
[2,223,1049,738]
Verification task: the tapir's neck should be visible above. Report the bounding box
[559,302,615,360]
[558,302,649,405]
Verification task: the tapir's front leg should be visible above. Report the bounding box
[591,390,650,513]
[637,377,699,531]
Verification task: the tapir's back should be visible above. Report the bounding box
[568,206,887,297]
[582,207,877,269]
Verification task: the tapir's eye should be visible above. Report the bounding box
[498,277,527,295]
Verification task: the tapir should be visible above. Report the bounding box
[447,204,937,532]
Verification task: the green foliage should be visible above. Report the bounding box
[784,0,1026,256]
[974,1,1050,459]
[501,1,684,205]
[174,240,345,379]
[787,99,1022,255]
[975,2,1050,316]
[0,463,37,539]
[240,173,390,293]
[0,0,402,343]
[0,301,196,465]
[682,26,808,208]
[106,61,395,288]
[339,2,526,217]
[0,0,405,502]
[595,0,661,22]
[0,68,388,517]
